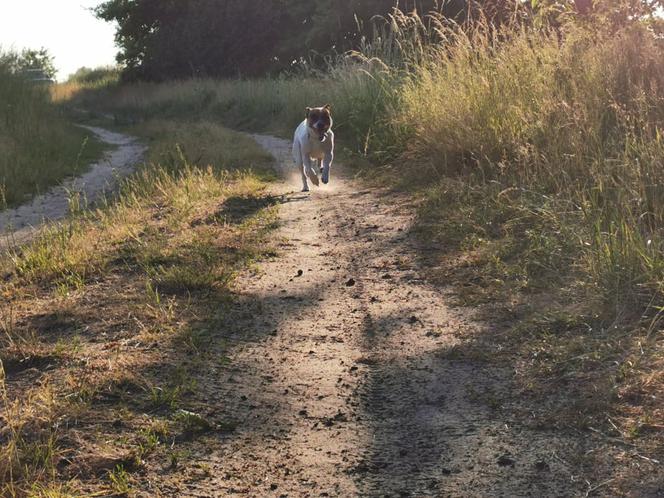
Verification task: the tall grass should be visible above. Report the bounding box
[0,52,104,208]
[51,66,120,103]
[394,20,664,315]
[68,11,664,320]
[68,64,399,157]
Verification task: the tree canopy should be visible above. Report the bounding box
[0,48,57,79]
[96,0,664,81]
[96,0,472,80]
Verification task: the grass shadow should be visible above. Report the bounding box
[212,194,283,225]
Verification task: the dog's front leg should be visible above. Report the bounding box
[301,166,310,192]
[303,155,319,187]
[293,140,309,192]
[322,151,333,184]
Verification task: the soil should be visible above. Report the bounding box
[0,125,146,247]
[147,134,598,497]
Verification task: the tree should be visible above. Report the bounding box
[288,0,467,58]
[0,48,57,79]
[534,0,664,29]
[95,0,472,81]
[95,0,185,80]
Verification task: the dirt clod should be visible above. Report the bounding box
[497,455,516,467]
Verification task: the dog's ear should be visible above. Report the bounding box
[305,107,312,117]
[323,104,332,112]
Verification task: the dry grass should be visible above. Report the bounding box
[35,9,664,490]
[400,21,664,447]
[0,121,280,496]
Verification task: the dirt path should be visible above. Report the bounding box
[0,125,145,247]
[157,134,594,497]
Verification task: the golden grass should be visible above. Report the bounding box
[129,119,275,174]
[0,121,279,496]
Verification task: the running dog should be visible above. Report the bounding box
[292,105,334,191]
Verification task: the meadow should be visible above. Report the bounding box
[70,11,664,438]
[1,7,664,494]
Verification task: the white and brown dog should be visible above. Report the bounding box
[292,105,334,191]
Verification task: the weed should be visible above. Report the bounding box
[136,428,161,458]
[172,409,212,434]
[148,385,181,411]
[53,336,82,357]
[168,449,190,470]
[108,465,131,495]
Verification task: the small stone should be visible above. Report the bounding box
[497,454,515,466]
[345,278,356,287]
[333,412,348,422]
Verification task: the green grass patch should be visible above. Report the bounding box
[0,61,106,208]
[129,118,275,176]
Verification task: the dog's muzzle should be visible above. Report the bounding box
[312,123,328,142]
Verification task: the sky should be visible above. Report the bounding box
[0,0,118,81]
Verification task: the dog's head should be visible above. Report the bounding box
[306,105,332,142]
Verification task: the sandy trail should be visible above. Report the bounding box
[0,125,145,247]
[158,134,590,497]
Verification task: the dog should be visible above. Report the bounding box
[292,104,334,192]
